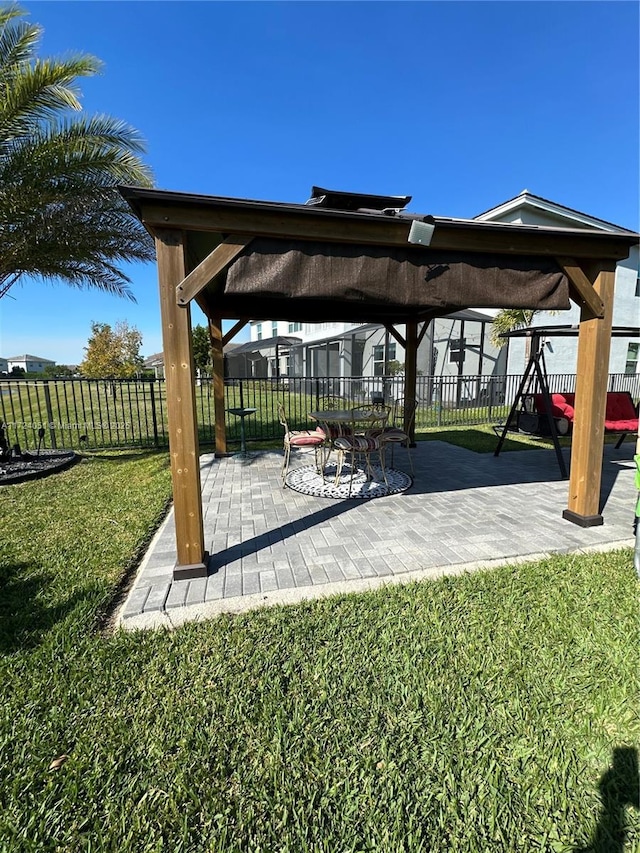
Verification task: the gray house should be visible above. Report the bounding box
[475,191,639,376]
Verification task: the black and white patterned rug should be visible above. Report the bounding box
[285,463,412,499]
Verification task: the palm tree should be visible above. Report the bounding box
[489,309,535,348]
[0,4,154,301]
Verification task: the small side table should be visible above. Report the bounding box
[227,407,257,455]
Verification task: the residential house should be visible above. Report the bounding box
[6,354,56,374]
[143,352,165,379]
[248,311,505,405]
[474,191,639,377]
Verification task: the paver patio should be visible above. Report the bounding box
[116,440,637,630]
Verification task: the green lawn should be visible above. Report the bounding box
[0,449,638,851]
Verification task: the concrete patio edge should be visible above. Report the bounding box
[115,538,634,632]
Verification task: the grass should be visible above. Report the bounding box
[415,424,569,453]
[0,449,638,851]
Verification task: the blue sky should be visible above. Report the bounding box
[2,0,638,365]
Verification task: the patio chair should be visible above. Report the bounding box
[361,402,391,434]
[317,396,352,439]
[332,407,387,497]
[278,403,328,486]
[370,398,416,474]
[319,395,345,410]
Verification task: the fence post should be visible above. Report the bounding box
[149,380,159,447]
[43,382,57,449]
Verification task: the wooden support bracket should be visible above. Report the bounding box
[557,256,605,319]
[385,324,406,348]
[222,319,248,347]
[176,235,252,305]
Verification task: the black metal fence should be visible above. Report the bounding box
[1,372,638,452]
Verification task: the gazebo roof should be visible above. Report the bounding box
[118,184,640,575]
[120,186,638,325]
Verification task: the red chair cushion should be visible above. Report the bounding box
[533,391,637,433]
[287,430,326,447]
[534,393,575,420]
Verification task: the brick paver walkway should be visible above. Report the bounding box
[116,440,636,630]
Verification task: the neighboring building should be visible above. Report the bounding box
[247,312,506,405]
[0,357,7,374]
[6,354,56,374]
[225,336,302,379]
[143,352,165,379]
[475,191,639,376]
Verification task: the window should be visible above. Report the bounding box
[288,322,302,333]
[256,323,262,341]
[272,321,278,337]
[625,342,639,374]
[372,343,396,376]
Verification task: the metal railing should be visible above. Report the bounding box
[1,372,638,452]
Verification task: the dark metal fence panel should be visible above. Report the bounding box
[1,372,637,451]
[0,378,168,451]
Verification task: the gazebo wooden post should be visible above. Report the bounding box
[209,315,227,455]
[563,261,616,527]
[404,321,418,444]
[156,229,208,578]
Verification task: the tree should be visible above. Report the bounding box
[44,364,74,377]
[0,5,154,301]
[80,321,143,379]
[192,324,213,375]
[489,309,535,349]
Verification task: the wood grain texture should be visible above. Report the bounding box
[156,229,206,572]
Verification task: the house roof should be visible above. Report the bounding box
[6,354,55,362]
[474,190,637,234]
[229,336,302,355]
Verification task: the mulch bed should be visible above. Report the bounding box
[0,450,79,485]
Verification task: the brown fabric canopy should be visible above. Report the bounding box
[222,238,570,323]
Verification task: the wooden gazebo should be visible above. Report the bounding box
[120,186,638,579]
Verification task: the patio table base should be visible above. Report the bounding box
[285,462,412,500]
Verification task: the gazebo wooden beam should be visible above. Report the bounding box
[156,229,208,578]
[556,256,605,318]
[404,322,418,443]
[138,201,632,260]
[384,320,430,351]
[176,235,252,305]
[209,316,227,455]
[563,262,617,527]
[385,324,406,348]
[222,319,248,347]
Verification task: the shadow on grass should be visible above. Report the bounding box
[576,746,639,853]
[0,561,87,653]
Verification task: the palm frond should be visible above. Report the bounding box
[489,309,535,348]
[0,5,155,301]
[0,11,39,72]
[0,56,100,141]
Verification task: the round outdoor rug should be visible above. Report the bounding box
[286,463,412,499]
